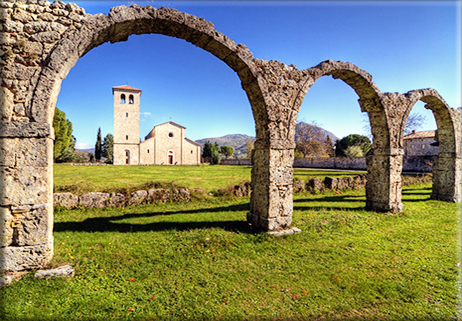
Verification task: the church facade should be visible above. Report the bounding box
[112,85,201,165]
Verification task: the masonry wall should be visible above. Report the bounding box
[154,123,183,165]
[404,137,438,157]
[223,156,434,172]
[139,137,155,165]
[182,140,200,165]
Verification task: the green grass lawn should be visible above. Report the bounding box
[53,163,365,194]
[1,179,459,320]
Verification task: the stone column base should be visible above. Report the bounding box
[0,238,53,273]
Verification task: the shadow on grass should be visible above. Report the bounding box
[54,203,252,234]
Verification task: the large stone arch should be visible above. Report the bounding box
[401,89,461,202]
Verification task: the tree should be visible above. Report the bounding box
[294,121,331,157]
[53,106,75,162]
[220,145,234,159]
[296,140,326,158]
[335,134,371,157]
[324,135,335,157]
[202,141,221,164]
[404,112,427,135]
[295,121,324,143]
[344,145,365,157]
[102,133,114,163]
[202,141,214,159]
[95,127,102,161]
[362,112,427,138]
[245,140,254,158]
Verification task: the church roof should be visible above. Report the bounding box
[403,130,436,140]
[155,121,186,129]
[112,85,142,94]
[185,137,202,147]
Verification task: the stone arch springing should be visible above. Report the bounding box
[402,89,461,202]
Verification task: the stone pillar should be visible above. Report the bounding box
[431,153,461,202]
[365,148,404,213]
[248,143,294,231]
[0,122,54,273]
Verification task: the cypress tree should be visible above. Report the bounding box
[95,127,102,161]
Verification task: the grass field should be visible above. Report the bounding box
[1,165,459,320]
[53,163,365,194]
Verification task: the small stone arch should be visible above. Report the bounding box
[401,89,461,202]
[291,60,401,212]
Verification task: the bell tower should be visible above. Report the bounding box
[112,85,142,165]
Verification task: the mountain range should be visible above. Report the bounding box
[195,122,339,156]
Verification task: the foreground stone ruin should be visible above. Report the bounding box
[1,0,460,274]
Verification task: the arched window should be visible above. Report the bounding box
[147,149,150,153]
[125,150,130,165]
[129,95,134,104]
[126,135,129,140]
[120,94,126,104]
[126,112,128,118]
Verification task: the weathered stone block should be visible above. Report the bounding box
[128,190,147,206]
[79,192,109,209]
[0,138,51,167]
[0,166,51,206]
[53,192,78,209]
[108,192,125,207]
[0,206,13,247]
[324,177,338,190]
[171,188,190,202]
[11,206,49,246]
[147,188,170,203]
[35,263,74,279]
[0,241,53,273]
[307,178,323,192]
[293,180,305,193]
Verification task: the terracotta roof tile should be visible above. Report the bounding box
[403,130,436,140]
[112,85,142,94]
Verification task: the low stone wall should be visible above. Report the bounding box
[294,157,366,170]
[220,159,252,166]
[223,156,434,172]
[54,188,191,210]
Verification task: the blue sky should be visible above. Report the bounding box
[56,1,461,150]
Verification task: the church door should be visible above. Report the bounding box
[168,151,174,165]
[125,150,130,165]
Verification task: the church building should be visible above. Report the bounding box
[112,85,201,165]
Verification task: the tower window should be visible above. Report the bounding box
[126,112,128,118]
[147,149,150,153]
[129,95,134,104]
[120,94,126,104]
[191,150,193,154]
[126,135,129,140]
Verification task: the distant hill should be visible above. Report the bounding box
[195,134,255,156]
[195,123,338,157]
[76,148,94,154]
[295,122,339,143]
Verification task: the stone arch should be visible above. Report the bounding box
[30,5,264,130]
[402,89,461,201]
[296,60,389,151]
[291,60,401,212]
